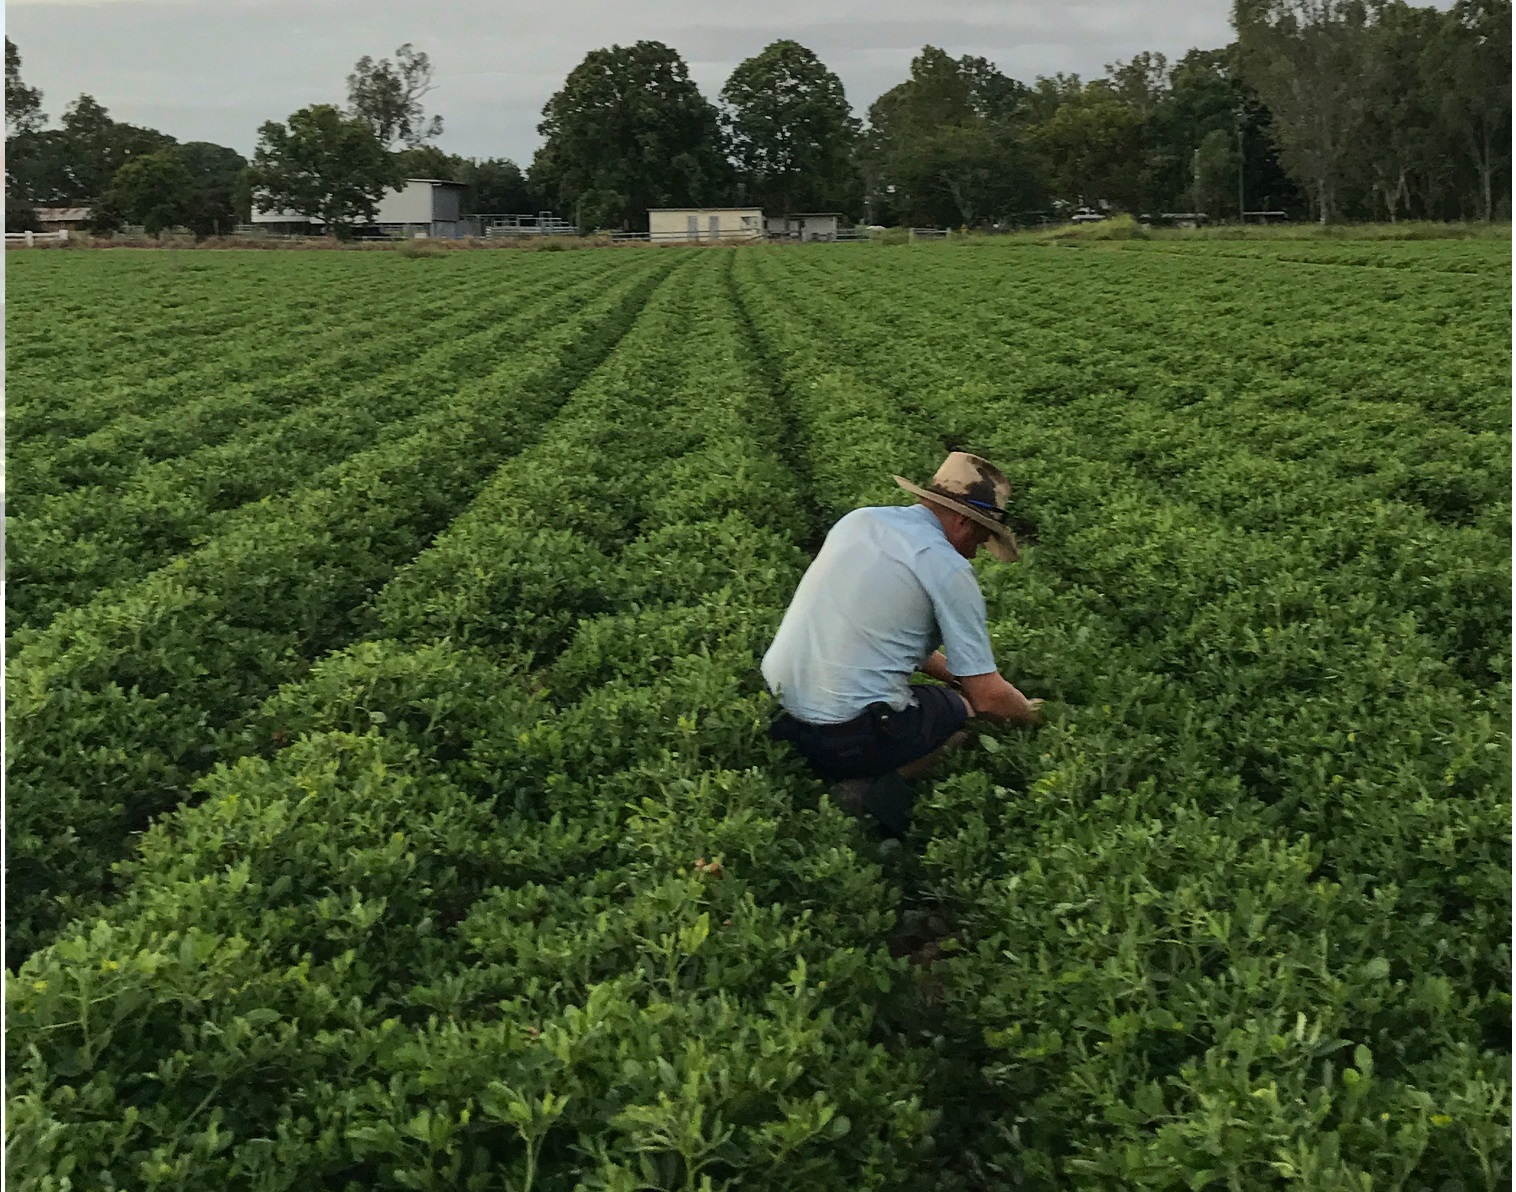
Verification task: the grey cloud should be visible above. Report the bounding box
[6,0,1233,162]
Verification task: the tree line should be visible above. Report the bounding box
[4,41,534,236]
[5,0,1509,239]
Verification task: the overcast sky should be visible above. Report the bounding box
[5,1,1236,164]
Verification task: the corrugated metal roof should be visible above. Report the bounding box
[35,207,92,222]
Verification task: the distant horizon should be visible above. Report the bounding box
[5,0,1236,163]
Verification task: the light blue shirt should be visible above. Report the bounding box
[762,504,997,724]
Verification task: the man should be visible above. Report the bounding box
[763,452,1042,836]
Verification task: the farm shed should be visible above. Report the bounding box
[647,208,764,243]
[250,178,468,238]
[766,213,842,241]
[34,207,93,230]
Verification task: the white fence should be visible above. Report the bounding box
[6,229,70,247]
[908,227,950,241]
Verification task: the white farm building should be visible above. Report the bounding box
[647,207,764,243]
[251,178,468,238]
[766,213,842,241]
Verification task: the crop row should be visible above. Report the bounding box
[6,254,338,396]
[8,251,939,1190]
[7,259,631,632]
[734,244,1510,1186]
[1126,236,1510,277]
[9,257,436,444]
[7,254,625,502]
[5,253,617,431]
[6,253,673,962]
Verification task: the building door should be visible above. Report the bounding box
[687,215,699,241]
[709,214,720,240]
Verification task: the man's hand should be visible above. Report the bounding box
[959,671,1042,727]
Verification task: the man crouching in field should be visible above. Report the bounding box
[763,452,1043,837]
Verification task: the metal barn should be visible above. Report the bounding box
[250,178,468,238]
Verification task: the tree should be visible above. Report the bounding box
[531,41,730,231]
[1131,45,1302,217]
[6,36,44,136]
[175,142,247,235]
[104,144,244,239]
[894,45,978,126]
[7,94,177,207]
[249,104,402,236]
[6,196,40,230]
[860,47,1043,226]
[1433,0,1511,221]
[97,140,248,236]
[63,95,178,201]
[915,121,1039,224]
[1193,127,1240,214]
[231,167,255,225]
[1024,73,1085,123]
[1234,0,1373,223]
[1358,2,1443,221]
[104,149,196,235]
[959,55,1034,123]
[6,36,47,222]
[1030,82,1145,209]
[392,143,458,180]
[1108,51,1171,118]
[456,157,537,214]
[720,40,860,217]
[347,43,444,150]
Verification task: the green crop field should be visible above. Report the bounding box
[6,239,1511,1190]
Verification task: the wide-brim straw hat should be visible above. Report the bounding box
[894,452,1020,563]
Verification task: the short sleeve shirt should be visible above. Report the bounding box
[761,504,997,724]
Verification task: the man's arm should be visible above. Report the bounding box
[958,670,1043,726]
[917,650,957,686]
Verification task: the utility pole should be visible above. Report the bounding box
[1235,108,1246,225]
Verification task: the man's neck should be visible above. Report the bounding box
[920,500,954,536]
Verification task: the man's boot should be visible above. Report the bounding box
[828,777,871,816]
[861,772,916,839]
[828,773,916,839]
